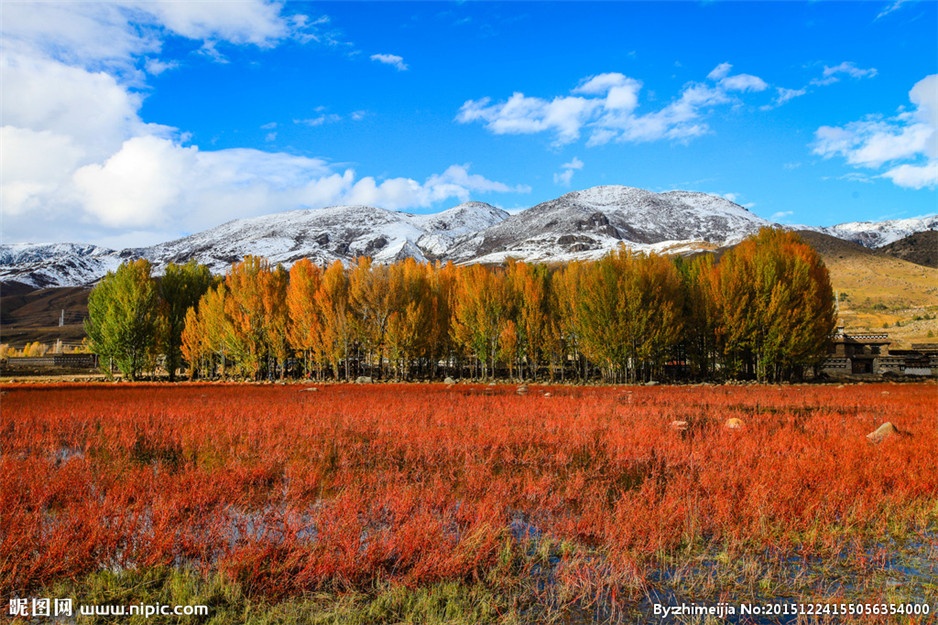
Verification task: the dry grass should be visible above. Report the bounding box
[822,250,938,347]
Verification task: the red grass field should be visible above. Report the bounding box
[2,382,936,622]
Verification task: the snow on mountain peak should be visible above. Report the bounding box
[1,187,935,287]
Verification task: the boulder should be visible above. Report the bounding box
[516,385,528,395]
[724,417,744,430]
[444,376,456,385]
[670,420,689,432]
[867,422,900,444]
[355,376,373,384]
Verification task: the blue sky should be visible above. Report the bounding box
[2,1,936,248]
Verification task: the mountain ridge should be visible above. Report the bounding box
[1,186,935,287]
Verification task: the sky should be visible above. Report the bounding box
[1,1,936,249]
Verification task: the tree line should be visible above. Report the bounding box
[86,228,837,383]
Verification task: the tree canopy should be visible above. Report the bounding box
[89,228,836,383]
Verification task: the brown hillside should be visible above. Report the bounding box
[879,230,938,269]
[0,284,90,348]
[795,231,938,347]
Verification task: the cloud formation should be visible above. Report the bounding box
[457,63,769,146]
[813,74,937,189]
[811,61,878,86]
[370,53,408,71]
[0,2,524,246]
[554,157,584,187]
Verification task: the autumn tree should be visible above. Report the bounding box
[348,257,392,377]
[181,282,233,379]
[674,254,718,378]
[218,256,289,379]
[286,259,324,378]
[551,261,587,380]
[620,252,684,381]
[572,251,632,381]
[713,228,836,381]
[85,259,158,380]
[318,260,352,379]
[424,262,457,378]
[385,258,432,379]
[505,260,551,380]
[451,264,513,379]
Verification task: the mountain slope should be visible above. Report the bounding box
[814,215,938,248]
[878,231,938,269]
[0,186,935,287]
[0,244,121,289]
[796,230,938,347]
[449,186,770,263]
[0,202,509,287]
[143,205,429,275]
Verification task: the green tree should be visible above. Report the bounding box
[158,261,213,381]
[85,259,159,380]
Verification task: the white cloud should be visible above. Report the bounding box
[458,93,601,145]
[574,73,631,95]
[707,63,732,81]
[1,52,155,160]
[0,126,85,217]
[881,163,938,189]
[0,1,314,77]
[370,53,408,71]
[774,87,807,106]
[553,157,584,187]
[459,63,770,146]
[811,61,878,86]
[877,0,910,20]
[562,157,585,171]
[823,62,877,80]
[295,114,342,127]
[7,130,529,243]
[73,136,193,228]
[771,211,794,221]
[720,73,768,93]
[140,1,291,46]
[813,74,937,189]
[0,2,526,246]
[342,165,528,210]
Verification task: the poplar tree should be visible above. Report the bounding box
[318,260,351,380]
[286,259,325,378]
[158,260,213,381]
[85,259,158,380]
[714,228,836,381]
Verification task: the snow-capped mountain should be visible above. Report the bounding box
[143,205,431,275]
[1,186,935,288]
[413,202,511,258]
[448,186,771,264]
[0,202,509,287]
[0,243,123,288]
[810,215,938,248]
